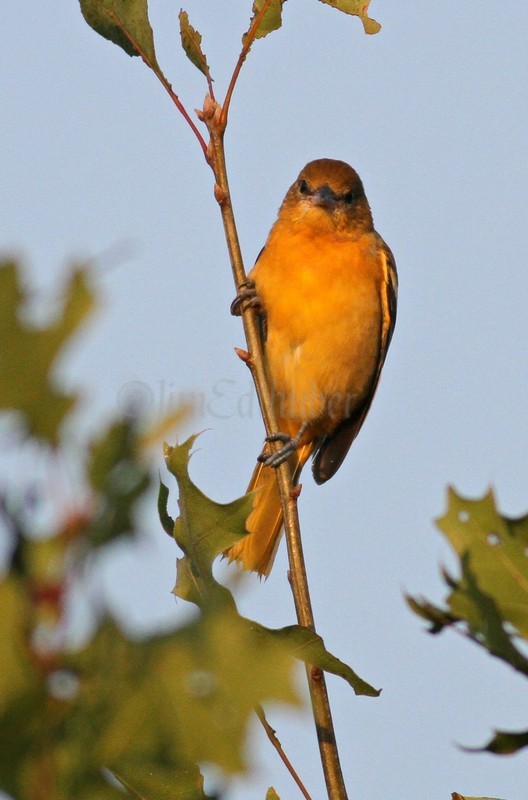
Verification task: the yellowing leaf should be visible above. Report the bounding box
[179,10,211,77]
[243,0,286,44]
[319,0,381,34]
[452,795,507,800]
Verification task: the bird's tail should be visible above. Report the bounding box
[225,441,315,577]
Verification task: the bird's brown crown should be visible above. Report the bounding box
[299,159,364,198]
[278,158,373,235]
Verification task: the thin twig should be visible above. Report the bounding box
[205,102,348,800]
[255,705,313,800]
[116,20,208,158]
[221,0,275,128]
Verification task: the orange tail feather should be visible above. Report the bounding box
[225,442,315,577]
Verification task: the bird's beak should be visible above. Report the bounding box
[310,184,338,210]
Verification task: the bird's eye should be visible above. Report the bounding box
[343,189,357,205]
[298,179,309,195]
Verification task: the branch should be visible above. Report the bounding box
[116,21,208,158]
[256,705,313,800]
[221,0,275,128]
[204,98,348,800]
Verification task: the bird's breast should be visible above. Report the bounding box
[250,225,384,431]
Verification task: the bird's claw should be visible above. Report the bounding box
[230,280,261,316]
[258,432,300,468]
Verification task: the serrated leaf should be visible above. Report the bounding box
[79,0,160,70]
[179,10,210,77]
[165,436,252,568]
[460,556,528,674]
[438,488,528,639]
[243,0,286,45]
[164,437,252,604]
[319,0,381,34]
[258,622,379,696]
[409,489,528,665]
[0,261,95,444]
[409,487,528,754]
[140,404,191,451]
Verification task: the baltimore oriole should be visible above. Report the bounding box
[226,158,398,576]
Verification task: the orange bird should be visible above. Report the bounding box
[226,158,398,576]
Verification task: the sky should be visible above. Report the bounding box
[1,2,528,799]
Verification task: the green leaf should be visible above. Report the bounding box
[66,608,300,776]
[409,487,528,755]
[266,789,281,800]
[179,10,211,77]
[112,762,213,799]
[155,608,301,773]
[164,436,252,604]
[460,555,528,675]
[0,260,95,444]
[79,0,160,69]
[318,0,381,34]
[438,488,528,639]
[86,418,151,547]
[158,478,175,536]
[405,594,460,634]
[467,727,528,756]
[243,0,287,44]
[409,489,528,666]
[258,622,379,697]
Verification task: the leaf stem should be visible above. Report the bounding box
[115,20,208,158]
[205,104,348,800]
[256,705,313,800]
[221,0,275,128]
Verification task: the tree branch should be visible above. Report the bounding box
[204,98,348,800]
[256,704,313,800]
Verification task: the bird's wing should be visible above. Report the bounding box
[312,239,398,485]
[250,246,268,343]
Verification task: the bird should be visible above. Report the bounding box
[225,158,398,576]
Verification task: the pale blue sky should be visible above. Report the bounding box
[1,2,528,799]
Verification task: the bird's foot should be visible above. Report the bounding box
[258,425,308,468]
[230,280,261,316]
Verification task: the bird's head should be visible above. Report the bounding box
[279,158,374,236]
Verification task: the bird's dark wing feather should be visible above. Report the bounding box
[252,246,268,343]
[312,239,398,485]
